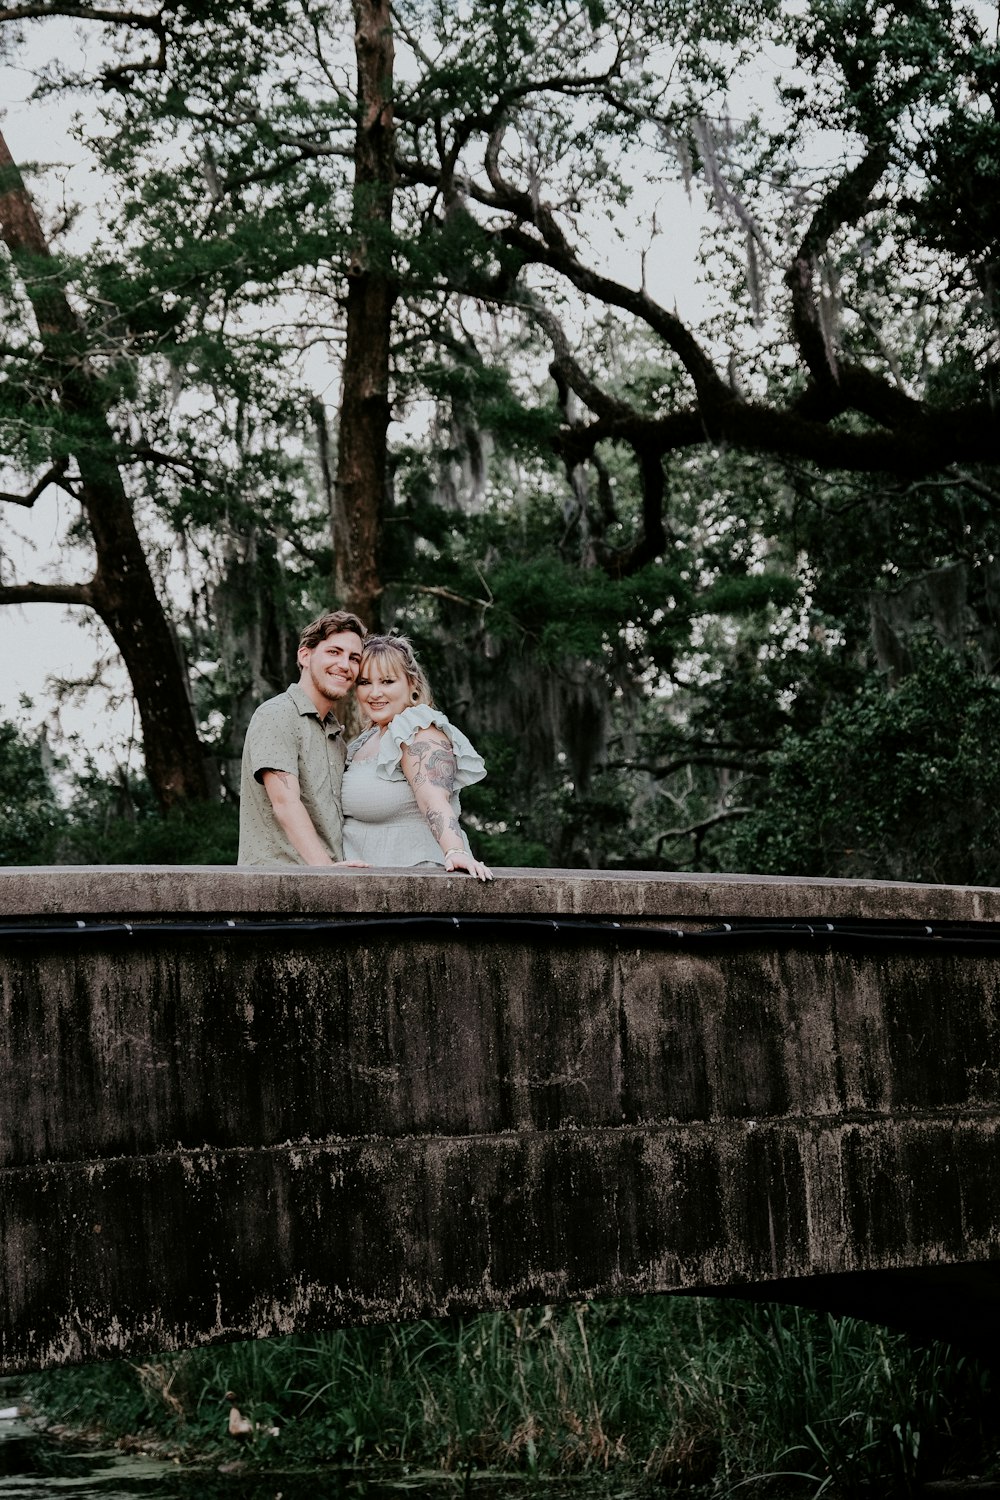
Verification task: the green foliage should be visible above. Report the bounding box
[0,711,238,870]
[482,555,668,662]
[27,1298,999,1492]
[728,646,1000,885]
[46,768,239,866]
[697,572,800,617]
[461,736,552,868]
[0,717,65,866]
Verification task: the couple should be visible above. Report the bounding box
[237,609,492,881]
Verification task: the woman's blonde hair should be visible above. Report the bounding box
[358,634,433,714]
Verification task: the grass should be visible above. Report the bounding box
[24,1297,1000,1495]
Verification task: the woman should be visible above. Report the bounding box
[342,635,492,881]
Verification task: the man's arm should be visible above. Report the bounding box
[261,769,337,866]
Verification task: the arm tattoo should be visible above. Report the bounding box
[405,737,457,792]
[425,809,463,842]
[405,734,462,847]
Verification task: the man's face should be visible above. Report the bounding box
[298,631,364,705]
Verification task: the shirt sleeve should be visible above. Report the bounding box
[244,699,301,782]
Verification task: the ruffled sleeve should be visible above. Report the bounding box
[375,705,487,787]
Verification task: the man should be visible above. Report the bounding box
[238,610,367,866]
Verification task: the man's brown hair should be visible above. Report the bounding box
[298,610,367,653]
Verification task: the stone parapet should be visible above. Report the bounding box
[2,864,1000,922]
[2,867,1000,1371]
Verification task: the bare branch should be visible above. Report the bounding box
[500,221,730,405]
[0,458,71,508]
[559,391,1000,477]
[0,2,167,85]
[389,5,439,77]
[101,27,165,86]
[515,295,634,423]
[785,141,893,395]
[221,140,352,196]
[950,468,1000,506]
[126,445,209,480]
[398,138,731,407]
[398,59,629,130]
[0,2,160,25]
[0,579,93,606]
[402,134,994,475]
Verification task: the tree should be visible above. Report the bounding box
[0,129,211,807]
[388,0,1000,567]
[337,0,396,625]
[1,0,999,869]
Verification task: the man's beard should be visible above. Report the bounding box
[309,661,348,704]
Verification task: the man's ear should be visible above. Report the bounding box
[296,647,309,673]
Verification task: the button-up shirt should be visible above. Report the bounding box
[237,682,347,865]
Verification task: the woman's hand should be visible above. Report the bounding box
[444,847,493,882]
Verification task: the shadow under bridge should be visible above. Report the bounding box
[3,865,1000,1373]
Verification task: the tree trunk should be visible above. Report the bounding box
[335,0,396,629]
[0,130,212,810]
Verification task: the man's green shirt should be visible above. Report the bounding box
[238,683,346,865]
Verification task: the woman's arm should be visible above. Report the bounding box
[401,727,492,881]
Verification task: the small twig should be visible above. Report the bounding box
[410,584,492,610]
[655,806,751,856]
[606,756,767,780]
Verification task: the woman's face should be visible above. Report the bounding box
[355,653,414,728]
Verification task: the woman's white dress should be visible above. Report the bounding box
[341,705,486,866]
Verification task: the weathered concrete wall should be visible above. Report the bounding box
[2,866,1000,1371]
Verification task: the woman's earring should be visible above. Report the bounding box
[412,691,419,700]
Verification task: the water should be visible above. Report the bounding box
[0,1417,444,1500]
[0,1406,611,1500]
[0,1406,263,1498]
[0,1404,392,1500]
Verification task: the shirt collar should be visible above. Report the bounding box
[287,681,345,734]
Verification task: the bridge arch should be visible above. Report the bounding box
[2,866,1000,1371]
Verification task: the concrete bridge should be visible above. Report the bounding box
[3,865,1000,1374]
